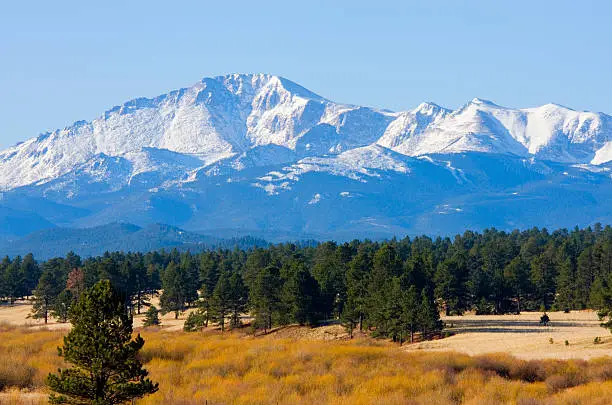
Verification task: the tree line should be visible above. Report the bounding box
[1,224,612,339]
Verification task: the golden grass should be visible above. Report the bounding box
[0,323,611,404]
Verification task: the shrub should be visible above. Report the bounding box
[546,374,573,392]
[183,309,206,332]
[143,306,161,327]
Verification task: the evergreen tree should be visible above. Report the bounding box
[52,289,74,323]
[3,257,23,304]
[576,247,596,308]
[400,285,420,343]
[250,265,281,333]
[20,253,41,294]
[282,260,321,326]
[382,277,405,343]
[211,271,232,331]
[143,305,161,327]
[183,308,207,332]
[31,263,64,324]
[342,250,371,333]
[504,257,530,314]
[159,262,190,319]
[530,251,556,310]
[227,272,248,329]
[434,258,463,315]
[554,259,576,311]
[312,242,346,318]
[199,252,220,327]
[589,276,610,310]
[47,280,158,404]
[417,288,442,340]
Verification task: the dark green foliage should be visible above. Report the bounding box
[227,272,248,329]
[282,259,321,326]
[211,271,232,331]
[341,249,371,334]
[143,306,161,327]
[183,308,207,332]
[46,280,158,404]
[159,261,196,319]
[30,260,65,324]
[7,223,612,339]
[250,265,281,333]
[52,289,74,323]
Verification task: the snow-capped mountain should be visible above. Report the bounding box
[1,73,611,244]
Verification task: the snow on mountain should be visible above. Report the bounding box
[1,73,612,242]
[0,74,398,190]
[3,73,611,194]
[378,98,612,163]
[253,145,413,195]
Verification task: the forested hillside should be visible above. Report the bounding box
[1,225,612,341]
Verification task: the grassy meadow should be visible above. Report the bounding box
[1,324,612,405]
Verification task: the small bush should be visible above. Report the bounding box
[546,374,572,392]
[511,360,546,382]
[183,309,206,332]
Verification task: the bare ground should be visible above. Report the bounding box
[405,310,612,360]
[2,302,610,360]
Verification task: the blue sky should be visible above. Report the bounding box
[1,0,610,149]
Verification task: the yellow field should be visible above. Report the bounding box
[1,323,612,405]
[409,311,612,360]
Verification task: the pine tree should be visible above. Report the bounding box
[20,253,41,294]
[576,247,596,308]
[250,265,281,333]
[554,258,575,311]
[47,280,158,404]
[31,264,64,324]
[159,262,190,319]
[312,243,346,319]
[344,250,371,331]
[384,277,405,343]
[183,308,207,332]
[211,271,232,331]
[143,305,161,327]
[400,285,420,343]
[52,290,73,323]
[199,252,220,327]
[504,257,530,314]
[3,257,23,304]
[227,272,248,329]
[417,288,442,340]
[282,260,321,326]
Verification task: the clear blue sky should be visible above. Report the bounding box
[1,0,611,149]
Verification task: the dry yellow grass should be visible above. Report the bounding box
[0,324,611,405]
[408,311,612,360]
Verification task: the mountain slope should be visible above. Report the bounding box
[0,223,268,259]
[1,73,611,243]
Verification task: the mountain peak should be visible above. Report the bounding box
[1,75,612,191]
[211,73,324,101]
[470,97,499,106]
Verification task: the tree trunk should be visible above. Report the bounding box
[137,291,141,315]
